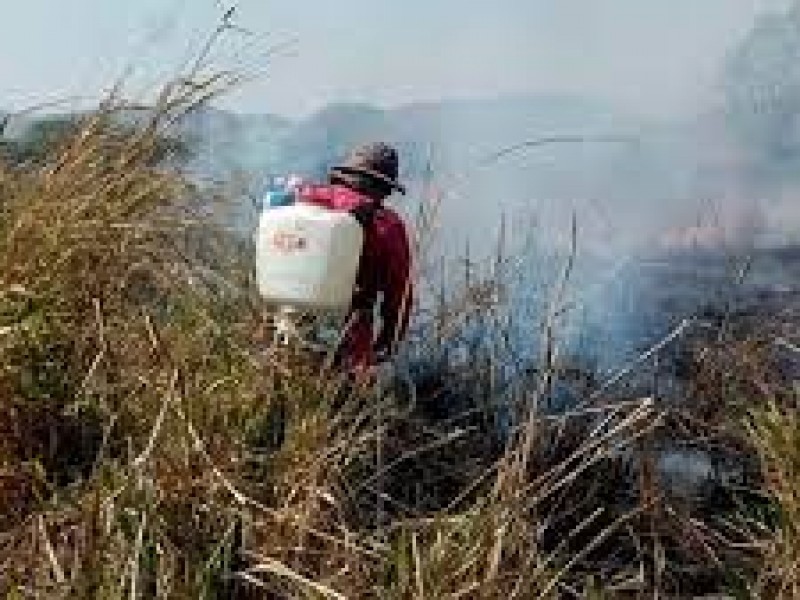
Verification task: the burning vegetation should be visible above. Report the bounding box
[0,88,797,598]
[1,8,800,599]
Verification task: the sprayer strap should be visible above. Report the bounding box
[349,202,380,228]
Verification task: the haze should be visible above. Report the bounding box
[0,0,790,118]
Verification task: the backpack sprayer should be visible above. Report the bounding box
[255,176,367,352]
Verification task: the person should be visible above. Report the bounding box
[296,142,414,373]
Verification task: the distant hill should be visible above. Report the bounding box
[8,94,795,252]
[181,95,644,249]
[280,94,630,176]
[0,110,38,138]
[0,95,691,251]
[179,107,293,180]
[182,94,632,179]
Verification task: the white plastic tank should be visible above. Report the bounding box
[256,203,364,312]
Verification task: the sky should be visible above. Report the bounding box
[0,0,791,119]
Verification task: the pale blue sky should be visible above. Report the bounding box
[0,0,790,118]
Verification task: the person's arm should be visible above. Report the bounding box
[375,219,413,356]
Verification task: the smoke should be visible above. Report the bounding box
[165,0,800,370]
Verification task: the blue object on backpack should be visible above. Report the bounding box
[258,176,296,211]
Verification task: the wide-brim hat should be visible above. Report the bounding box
[330,142,407,195]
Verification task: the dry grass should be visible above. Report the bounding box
[746,399,800,598]
[0,82,662,597]
[0,61,798,600]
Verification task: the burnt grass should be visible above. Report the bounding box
[376,245,800,594]
[1,228,796,595]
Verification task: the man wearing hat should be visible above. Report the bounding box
[297,142,413,371]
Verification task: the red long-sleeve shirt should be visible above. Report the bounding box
[297,184,413,369]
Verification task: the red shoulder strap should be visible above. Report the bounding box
[296,184,335,208]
